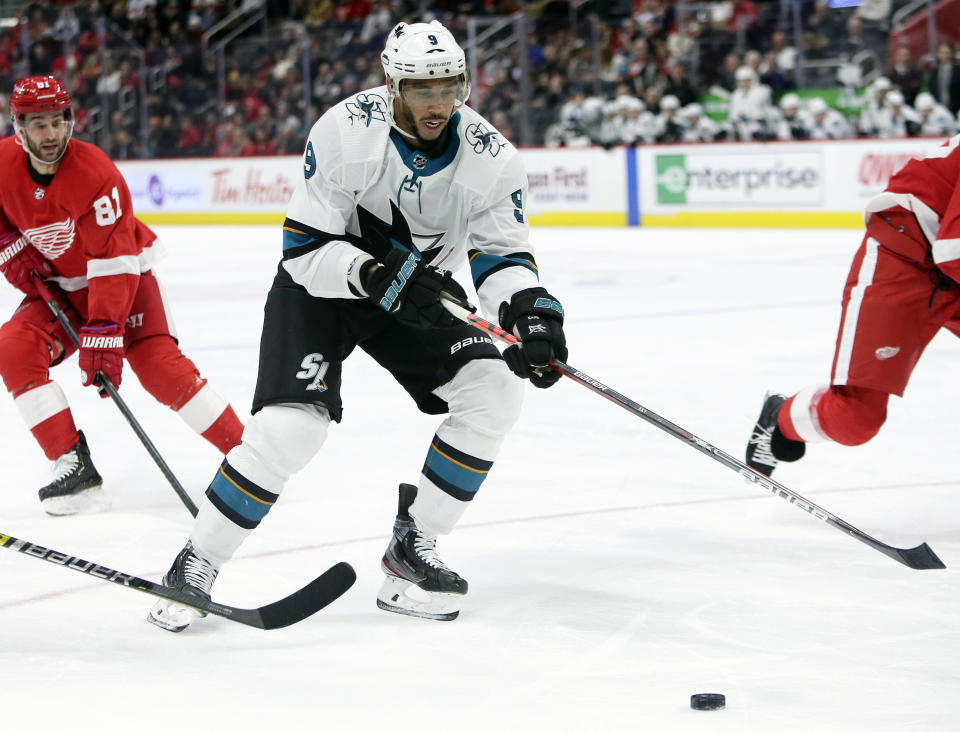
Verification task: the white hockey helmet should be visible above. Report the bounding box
[381,20,470,134]
[914,91,935,111]
[734,66,757,85]
[808,97,828,115]
[885,90,905,107]
[660,94,680,111]
[779,92,800,110]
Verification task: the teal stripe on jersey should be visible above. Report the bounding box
[468,251,537,287]
[282,227,315,251]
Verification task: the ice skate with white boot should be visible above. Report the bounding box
[147,540,220,632]
[38,431,107,516]
[377,483,468,621]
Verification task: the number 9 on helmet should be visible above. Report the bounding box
[380,21,471,134]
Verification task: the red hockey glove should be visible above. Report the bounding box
[0,232,51,297]
[79,324,125,397]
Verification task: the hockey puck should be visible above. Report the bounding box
[690,693,725,710]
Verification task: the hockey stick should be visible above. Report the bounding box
[0,531,356,629]
[440,296,945,571]
[32,275,199,517]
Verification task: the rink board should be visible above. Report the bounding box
[120,137,947,228]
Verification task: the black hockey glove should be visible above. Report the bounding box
[362,248,467,329]
[499,287,567,389]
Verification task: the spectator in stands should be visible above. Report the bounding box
[643,85,662,116]
[804,0,843,59]
[924,41,960,117]
[775,93,813,140]
[875,90,921,137]
[888,43,923,106]
[914,92,957,138]
[807,97,853,139]
[149,112,179,157]
[759,50,791,96]
[715,52,741,92]
[177,115,204,155]
[769,31,797,86]
[662,60,699,108]
[626,37,660,95]
[837,15,870,60]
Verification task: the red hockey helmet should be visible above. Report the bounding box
[10,75,73,119]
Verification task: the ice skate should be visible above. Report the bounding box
[377,483,468,621]
[38,431,106,516]
[745,392,805,477]
[147,541,219,632]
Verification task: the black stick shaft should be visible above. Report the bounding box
[442,299,944,570]
[33,276,198,517]
[0,531,356,629]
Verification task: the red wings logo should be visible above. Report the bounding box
[23,218,75,258]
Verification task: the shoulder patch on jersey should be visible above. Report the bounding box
[345,92,388,127]
[464,121,506,157]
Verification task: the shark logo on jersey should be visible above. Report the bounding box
[357,201,416,259]
[346,93,387,127]
[465,122,502,157]
[355,202,447,264]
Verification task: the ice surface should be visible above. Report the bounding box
[1,226,957,731]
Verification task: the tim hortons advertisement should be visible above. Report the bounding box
[118,156,301,214]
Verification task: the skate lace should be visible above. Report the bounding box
[412,533,449,571]
[50,449,80,484]
[748,427,777,466]
[183,553,218,593]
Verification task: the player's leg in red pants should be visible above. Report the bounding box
[126,334,242,454]
[0,302,79,459]
[779,234,960,446]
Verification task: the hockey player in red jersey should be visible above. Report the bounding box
[0,75,243,515]
[746,134,960,476]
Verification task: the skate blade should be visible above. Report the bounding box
[146,598,204,633]
[376,575,461,621]
[41,487,110,517]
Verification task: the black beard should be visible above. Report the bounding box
[401,106,451,155]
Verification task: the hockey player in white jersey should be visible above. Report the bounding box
[914,92,957,137]
[147,20,567,631]
[806,97,854,139]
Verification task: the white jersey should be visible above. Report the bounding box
[809,109,854,139]
[918,104,957,137]
[282,85,537,321]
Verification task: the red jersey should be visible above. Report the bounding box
[864,134,960,279]
[0,136,162,327]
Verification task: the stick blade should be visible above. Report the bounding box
[256,562,357,629]
[894,542,946,570]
